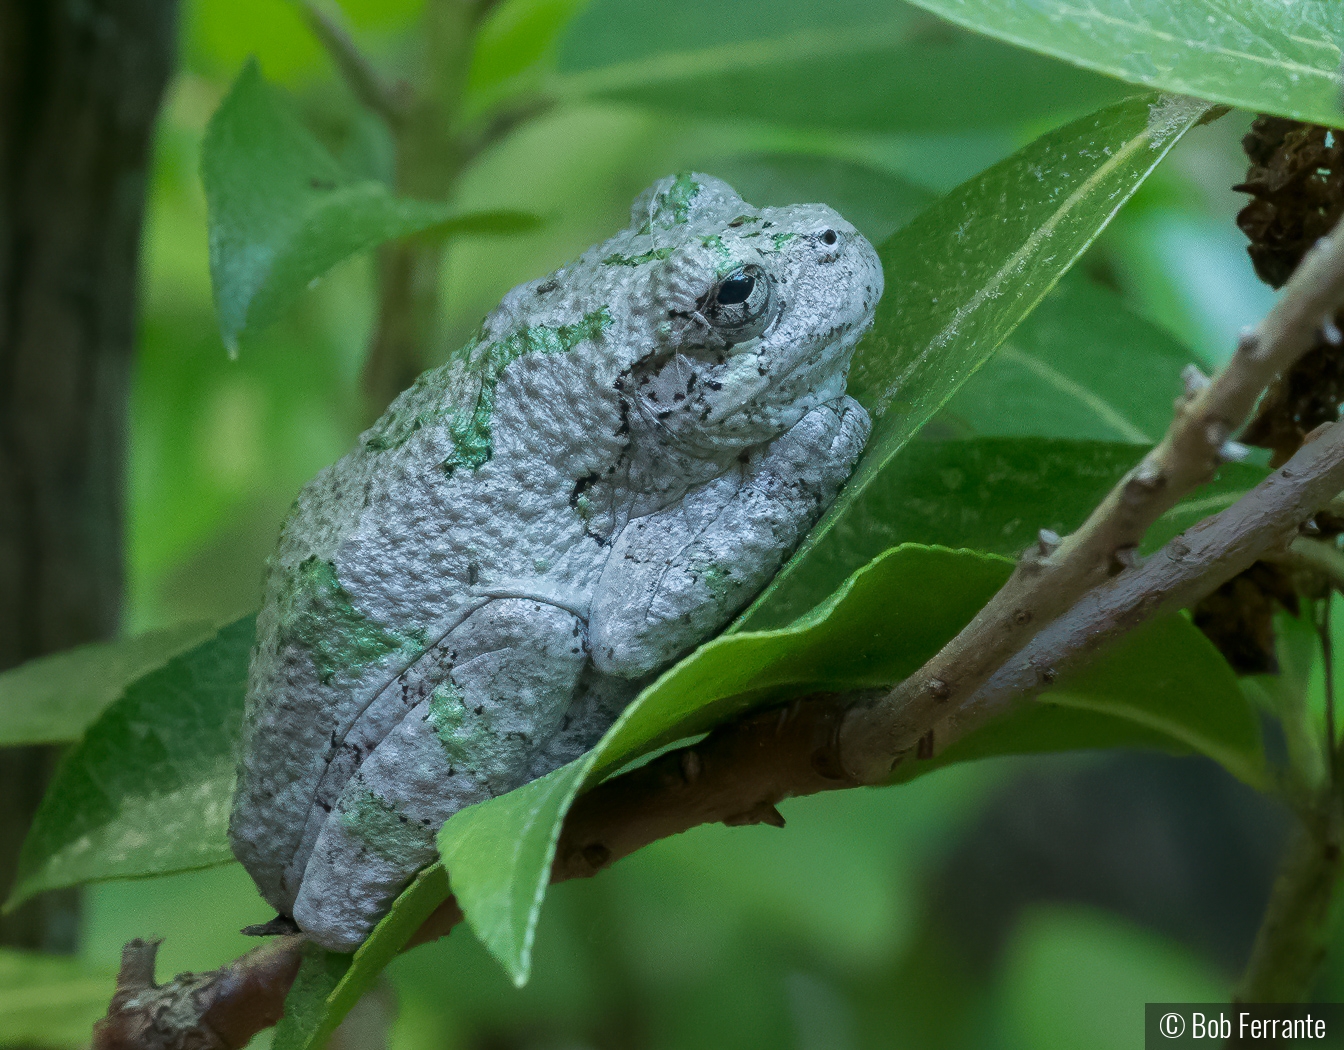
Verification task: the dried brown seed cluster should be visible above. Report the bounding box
[1191,561,1301,675]
[1189,116,1344,672]
[1237,117,1344,466]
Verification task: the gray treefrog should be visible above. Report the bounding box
[229,173,883,952]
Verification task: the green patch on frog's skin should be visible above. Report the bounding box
[769,232,798,252]
[700,234,736,269]
[699,563,734,602]
[639,172,701,233]
[360,334,487,454]
[424,681,467,758]
[424,680,494,770]
[274,557,425,685]
[361,308,613,470]
[443,307,613,473]
[338,788,434,866]
[603,246,675,267]
[728,214,760,226]
[573,493,593,521]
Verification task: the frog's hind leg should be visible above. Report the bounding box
[290,597,587,952]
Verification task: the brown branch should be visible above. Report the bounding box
[92,935,303,1050]
[295,0,408,126]
[839,223,1344,782]
[553,692,866,881]
[944,418,1344,750]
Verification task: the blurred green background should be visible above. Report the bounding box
[32,0,1326,1045]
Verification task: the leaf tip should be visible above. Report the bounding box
[1,875,35,915]
[509,961,531,989]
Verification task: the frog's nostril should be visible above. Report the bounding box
[821,229,838,246]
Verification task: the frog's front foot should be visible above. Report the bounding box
[589,396,870,678]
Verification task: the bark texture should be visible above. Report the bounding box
[0,0,178,949]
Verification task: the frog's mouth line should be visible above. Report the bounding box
[772,311,874,392]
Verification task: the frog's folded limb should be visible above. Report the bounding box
[291,597,586,952]
[588,397,871,678]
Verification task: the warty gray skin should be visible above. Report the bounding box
[228,172,883,952]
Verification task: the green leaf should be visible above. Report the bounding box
[738,92,1209,632]
[902,0,1344,128]
[555,0,1128,131]
[438,764,590,987]
[768,437,1267,626]
[467,0,592,101]
[273,945,351,1050]
[1001,907,1225,1046]
[1047,617,1265,787]
[274,864,452,1050]
[5,618,253,911]
[702,152,935,246]
[203,61,540,352]
[0,622,213,746]
[937,276,1197,444]
[0,949,116,1050]
[435,544,1259,985]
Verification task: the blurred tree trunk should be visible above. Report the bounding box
[0,0,177,951]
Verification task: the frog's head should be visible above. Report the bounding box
[622,173,882,457]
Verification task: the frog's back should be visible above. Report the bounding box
[229,273,638,914]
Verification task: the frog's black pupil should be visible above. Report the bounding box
[821,229,838,245]
[716,275,755,305]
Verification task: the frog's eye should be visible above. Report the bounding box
[701,265,772,341]
[716,273,755,304]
